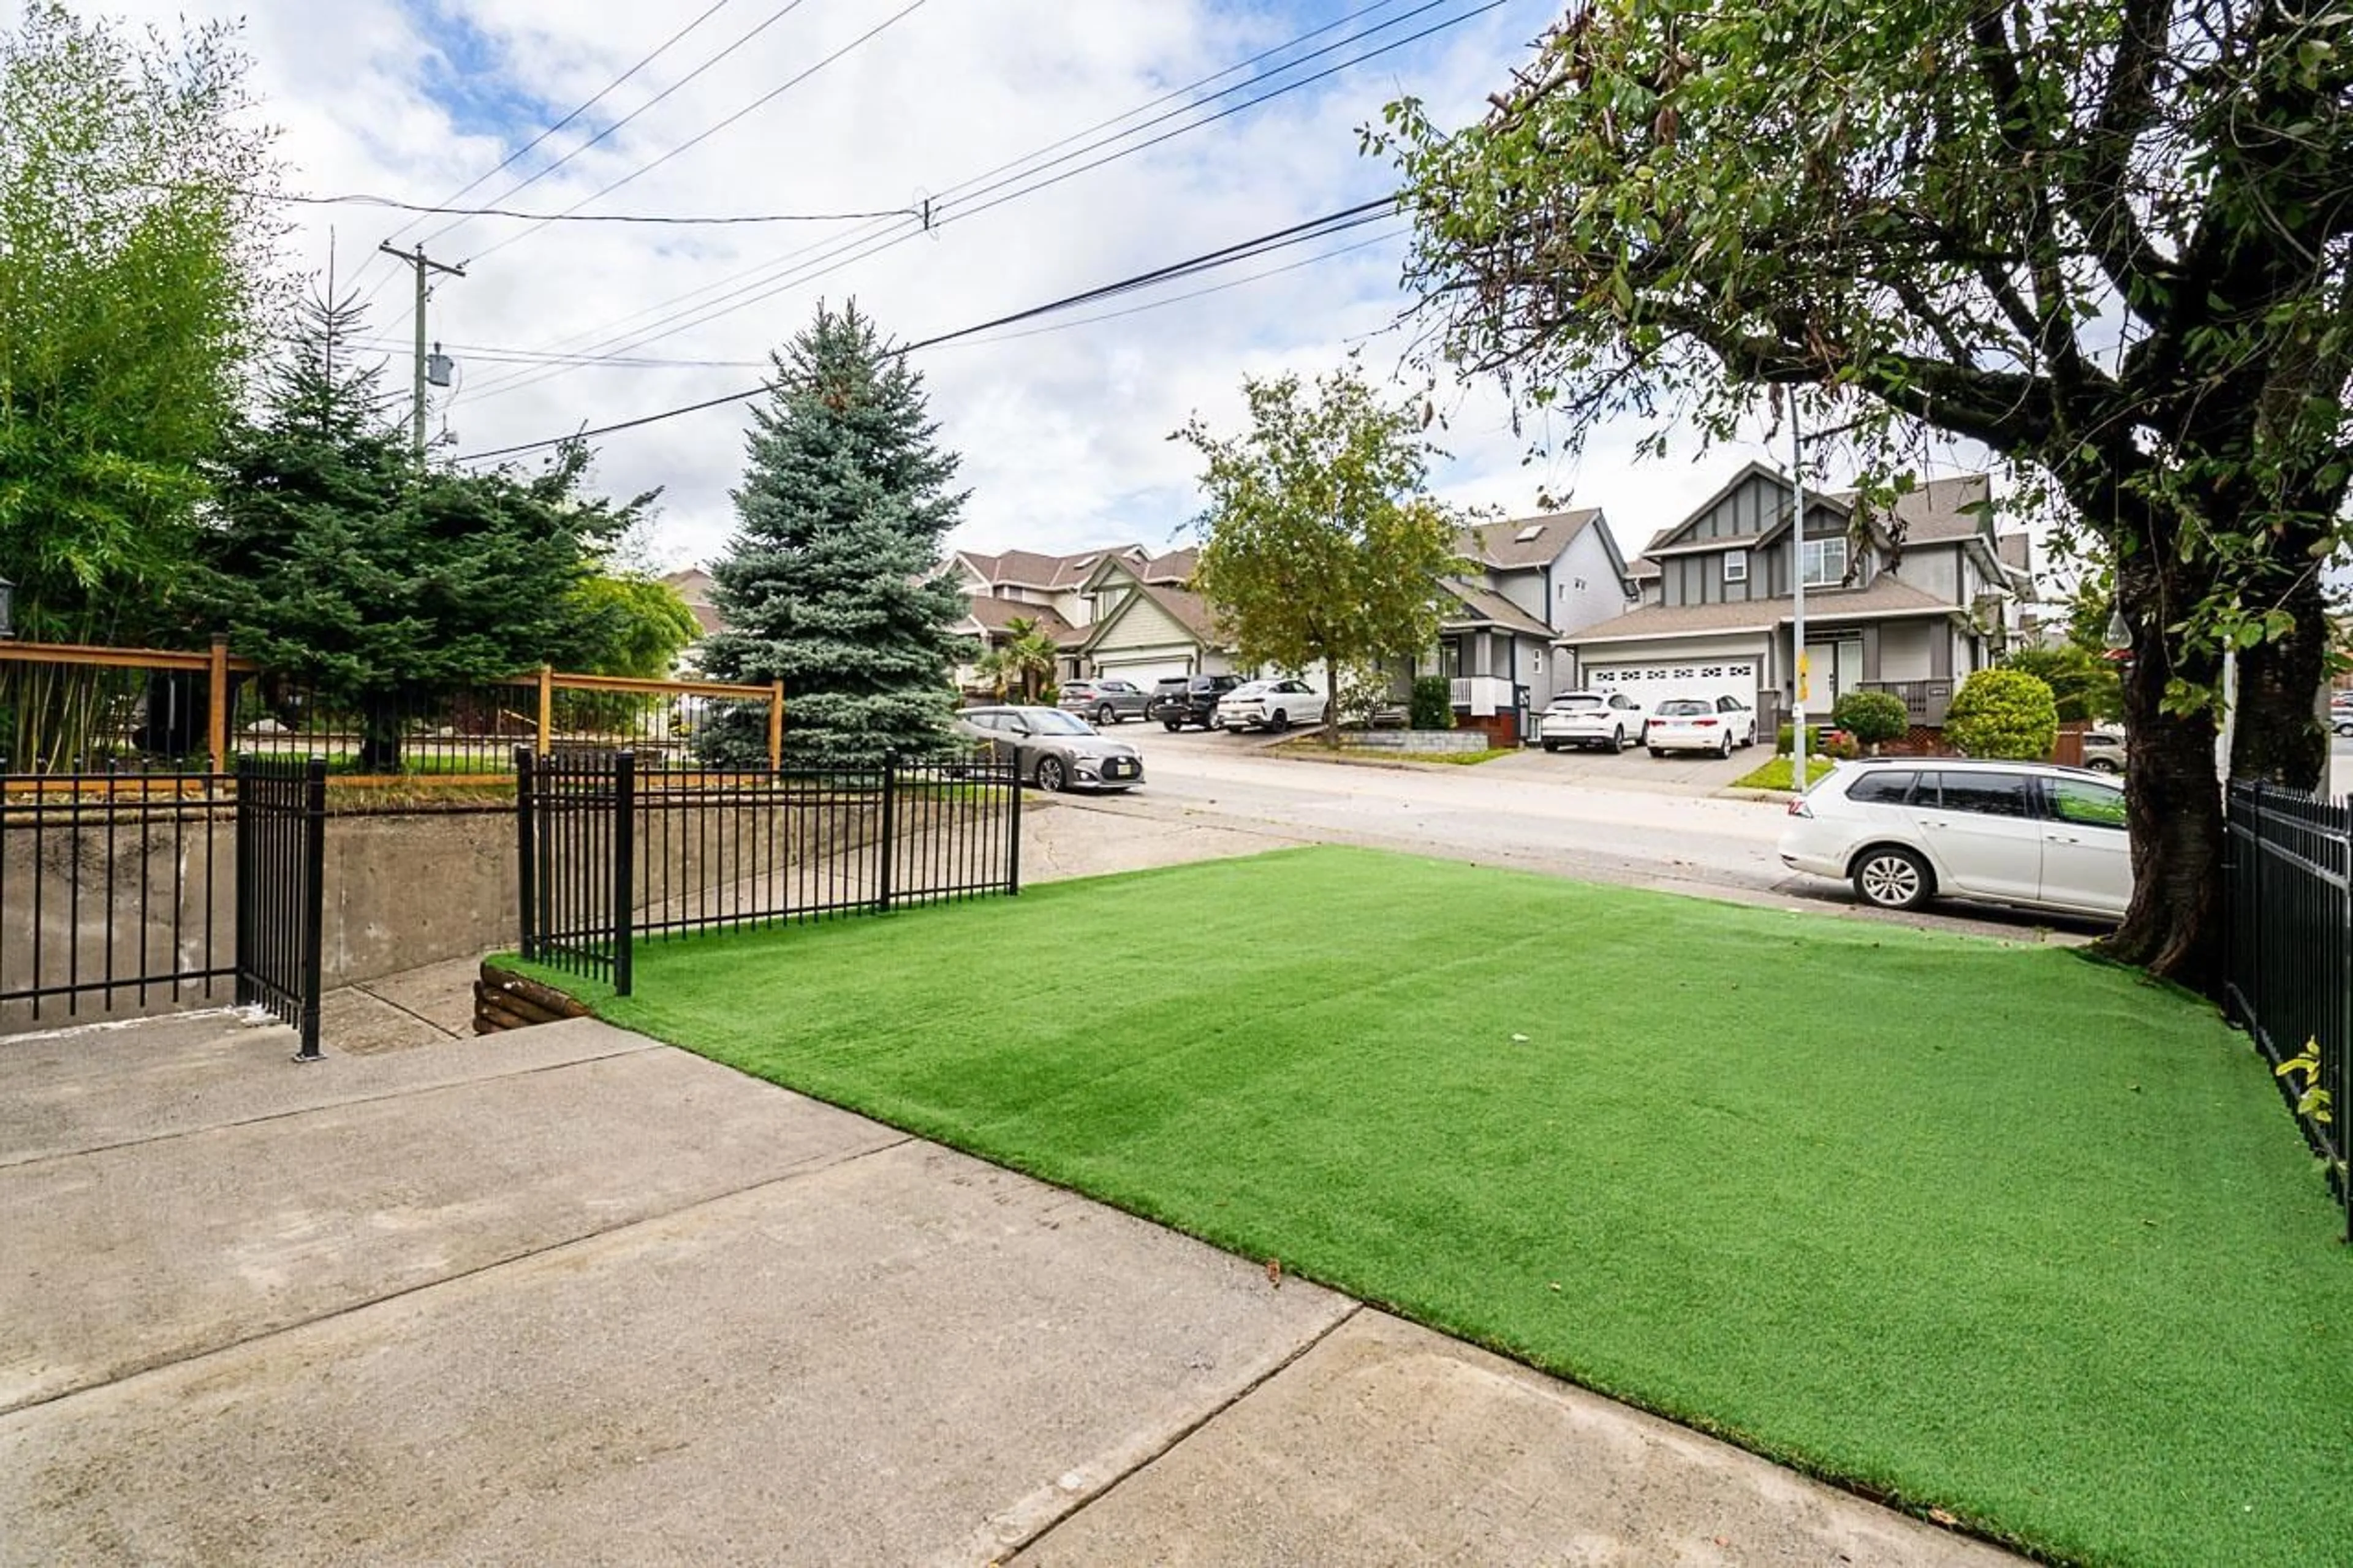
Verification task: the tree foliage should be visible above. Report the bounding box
[1176,363,1467,744]
[697,302,971,768]
[1831,689,1911,751]
[974,615,1058,702]
[194,291,651,769]
[1378,0,2353,988]
[1946,668,2062,760]
[2003,642,2125,724]
[0,4,282,645]
[572,574,699,680]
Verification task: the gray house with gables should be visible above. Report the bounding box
[1558,466,2032,730]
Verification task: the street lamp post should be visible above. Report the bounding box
[1787,401,1809,787]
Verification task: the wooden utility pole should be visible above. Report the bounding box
[377,242,465,462]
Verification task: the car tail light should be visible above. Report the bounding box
[1787,798,1813,817]
[1693,718,1717,727]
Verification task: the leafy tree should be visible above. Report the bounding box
[1378,1,2353,988]
[697,302,970,768]
[1831,689,1910,754]
[195,291,648,770]
[1176,363,1466,744]
[572,575,699,679]
[1946,669,2061,760]
[979,615,1058,703]
[0,4,283,764]
[2003,643,2124,725]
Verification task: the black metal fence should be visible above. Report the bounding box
[2222,781,2350,1235]
[233,756,329,1060]
[517,748,1023,996]
[0,765,236,1028]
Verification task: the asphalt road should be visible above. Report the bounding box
[1085,722,2101,944]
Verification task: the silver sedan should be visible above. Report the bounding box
[953,705,1145,793]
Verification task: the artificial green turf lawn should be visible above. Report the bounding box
[527,847,2351,1567]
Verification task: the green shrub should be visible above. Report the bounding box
[1409,676,1455,730]
[2001,643,2124,724]
[1945,668,2059,759]
[1832,689,1911,752]
[1773,723,1820,754]
[1823,732,1862,760]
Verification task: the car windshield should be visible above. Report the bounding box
[1655,699,1710,716]
[1550,695,1604,710]
[1226,683,1270,699]
[1021,710,1094,736]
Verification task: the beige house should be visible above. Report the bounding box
[1074,550,1236,684]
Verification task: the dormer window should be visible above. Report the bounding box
[1723,549,1749,584]
[1802,536,1850,588]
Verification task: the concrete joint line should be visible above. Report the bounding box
[0,1133,919,1421]
[345,982,464,1040]
[955,1301,1367,1567]
[0,1042,664,1172]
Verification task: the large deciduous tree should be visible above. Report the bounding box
[1378,1,2353,988]
[0,3,283,764]
[1176,364,1466,744]
[697,301,971,768]
[196,292,651,770]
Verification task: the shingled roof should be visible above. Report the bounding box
[1458,509,1605,570]
[1558,575,1963,644]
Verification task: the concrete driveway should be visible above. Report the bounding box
[1487,734,1763,793]
[1,1010,2014,1567]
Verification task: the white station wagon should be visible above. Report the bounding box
[1778,757,2131,919]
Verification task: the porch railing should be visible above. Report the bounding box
[1858,679,1955,727]
[1448,675,1517,716]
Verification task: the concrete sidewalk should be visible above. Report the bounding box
[1,1013,2015,1566]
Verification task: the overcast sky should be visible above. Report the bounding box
[46,0,2023,575]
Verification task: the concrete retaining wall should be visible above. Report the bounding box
[1332,730,1493,754]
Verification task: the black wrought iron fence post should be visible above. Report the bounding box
[1007,757,1022,895]
[876,752,898,914]
[294,757,327,1061]
[613,749,635,997]
[515,746,539,961]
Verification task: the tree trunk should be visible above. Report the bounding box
[2231,565,2330,790]
[2093,551,2224,990]
[358,697,404,774]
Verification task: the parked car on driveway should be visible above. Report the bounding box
[952,705,1144,793]
[1645,695,1757,757]
[1146,673,1242,731]
[1539,691,1647,752]
[2332,694,2353,737]
[1778,757,2129,919]
[2080,728,2123,773]
[1058,679,1151,726]
[1215,678,1327,732]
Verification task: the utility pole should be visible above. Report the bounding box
[1787,388,1809,787]
[378,242,465,463]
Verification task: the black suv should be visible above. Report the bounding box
[1146,674,1241,731]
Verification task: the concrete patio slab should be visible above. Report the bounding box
[0,1139,1351,1568]
[0,1013,648,1167]
[1014,1310,2013,1567]
[0,1044,901,1412]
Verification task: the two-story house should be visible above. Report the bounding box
[1074,548,1241,684]
[1556,466,2032,732]
[950,545,1156,691]
[1431,510,1639,737]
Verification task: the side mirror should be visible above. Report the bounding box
[1008,720,1033,737]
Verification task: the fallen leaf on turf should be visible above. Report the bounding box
[1548,1282,1561,1292]
[1929,1509,1959,1526]
[1511,1032,1530,1043]
[1267,1257,1282,1287]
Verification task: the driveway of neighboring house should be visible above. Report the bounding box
[0,1010,2010,1567]
[1485,735,1763,793]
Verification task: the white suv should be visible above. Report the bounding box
[1778,757,2130,918]
[1540,691,1648,752]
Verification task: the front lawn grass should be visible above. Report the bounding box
[531,847,2349,1567]
[1732,753,1837,790]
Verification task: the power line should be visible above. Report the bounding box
[418,0,822,251]
[454,0,1442,395]
[453,197,1396,463]
[194,186,914,224]
[460,0,1501,403]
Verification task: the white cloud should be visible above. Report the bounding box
[39,0,2025,580]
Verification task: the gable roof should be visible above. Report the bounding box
[1079,577,1226,653]
[959,596,1081,646]
[1139,547,1197,585]
[1439,579,1555,638]
[1459,509,1604,570]
[958,544,1148,591]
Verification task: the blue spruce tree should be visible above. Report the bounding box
[699,302,971,768]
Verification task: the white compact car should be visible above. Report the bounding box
[1645,695,1757,757]
[1778,757,2131,918]
[1539,691,1648,752]
[1214,678,1327,732]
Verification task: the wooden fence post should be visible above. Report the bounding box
[767,680,784,771]
[207,634,230,778]
[536,664,554,754]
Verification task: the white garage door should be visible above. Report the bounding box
[1093,656,1194,684]
[1583,659,1761,708]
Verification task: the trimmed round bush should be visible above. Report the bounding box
[1409,675,1455,730]
[1944,668,2059,760]
[1832,689,1911,752]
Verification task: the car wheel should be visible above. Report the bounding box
[1852,846,1933,911]
[1718,731,1733,759]
[1035,756,1067,793]
[1164,718,1183,732]
[1610,726,1624,751]
[1271,710,1289,732]
[1542,740,1561,754]
[2086,757,2120,773]
[1648,747,1666,759]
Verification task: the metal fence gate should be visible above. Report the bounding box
[233,756,329,1060]
[515,748,1022,998]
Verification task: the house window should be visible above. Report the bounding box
[1802,536,1849,587]
[1723,549,1749,584]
